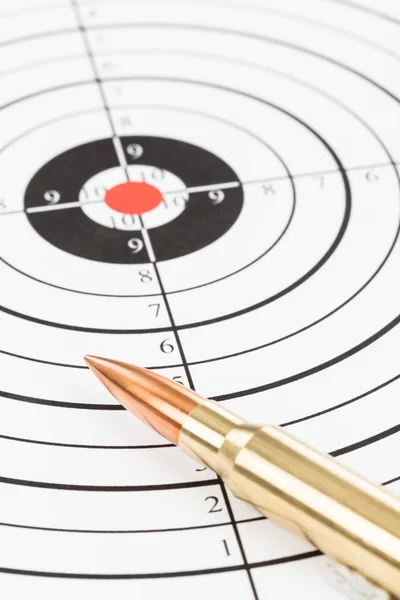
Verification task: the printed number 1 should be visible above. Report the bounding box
[222,540,230,556]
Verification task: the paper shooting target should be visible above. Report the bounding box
[0,1,399,597]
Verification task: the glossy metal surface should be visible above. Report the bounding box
[86,356,400,598]
[181,402,400,599]
[84,355,202,443]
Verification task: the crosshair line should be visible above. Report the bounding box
[70,1,259,595]
[2,158,396,219]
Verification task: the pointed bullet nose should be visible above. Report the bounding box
[84,355,150,406]
[84,354,101,367]
[84,354,123,390]
[84,354,101,370]
[84,354,112,374]
[84,354,203,444]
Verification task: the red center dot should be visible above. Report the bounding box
[104,181,163,215]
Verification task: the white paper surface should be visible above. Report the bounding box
[0,0,399,597]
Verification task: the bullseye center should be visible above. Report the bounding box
[104,181,163,214]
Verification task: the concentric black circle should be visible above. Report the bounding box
[4,76,347,334]
[0,17,395,369]
[0,103,294,298]
[0,0,400,585]
[24,136,243,263]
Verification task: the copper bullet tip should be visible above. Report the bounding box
[84,355,202,444]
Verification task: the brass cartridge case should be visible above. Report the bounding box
[180,400,400,598]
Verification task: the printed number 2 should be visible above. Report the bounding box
[205,496,222,513]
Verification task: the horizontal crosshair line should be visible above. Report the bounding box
[1,159,396,219]
[0,2,394,580]
[0,0,396,564]
[24,181,240,215]
[26,198,101,214]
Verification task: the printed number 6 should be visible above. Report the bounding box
[160,339,174,354]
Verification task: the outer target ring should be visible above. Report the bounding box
[1,5,400,586]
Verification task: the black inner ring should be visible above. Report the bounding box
[0,16,397,416]
[2,76,349,333]
[25,136,243,263]
[0,102,295,297]
[0,1,399,582]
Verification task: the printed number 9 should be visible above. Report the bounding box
[208,190,224,204]
[126,143,143,159]
[127,238,143,254]
[44,190,60,204]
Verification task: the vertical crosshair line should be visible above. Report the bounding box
[71,3,258,596]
